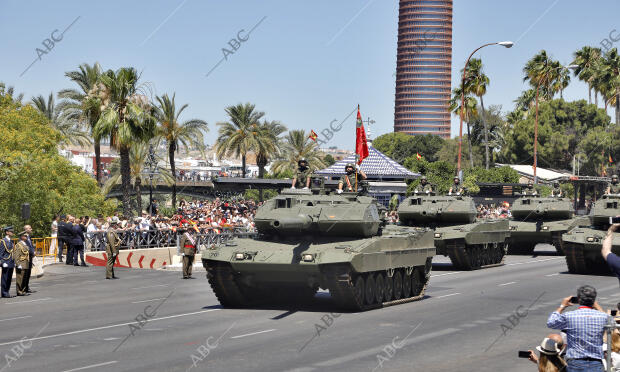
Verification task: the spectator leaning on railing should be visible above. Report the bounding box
[547,285,610,372]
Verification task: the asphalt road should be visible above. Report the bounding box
[0,245,618,372]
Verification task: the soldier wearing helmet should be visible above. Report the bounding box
[338,163,366,193]
[551,182,563,197]
[523,180,538,196]
[414,175,433,194]
[607,175,620,195]
[291,158,311,189]
[448,176,464,196]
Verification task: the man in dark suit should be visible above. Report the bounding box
[57,215,67,262]
[0,226,16,298]
[63,215,76,265]
[23,225,36,293]
[70,217,85,266]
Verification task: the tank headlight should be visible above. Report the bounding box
[586,237,596,242]
[302,254,314,262]
[434,233,442,238]
[542,226,549,231]
[235,253,245,260]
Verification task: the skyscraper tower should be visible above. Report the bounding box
[394,0,452,138]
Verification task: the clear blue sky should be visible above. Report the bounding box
[1,0,619,151]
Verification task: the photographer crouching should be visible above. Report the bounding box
[547,285,611,372]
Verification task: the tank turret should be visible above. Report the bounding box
[397,194,476,226]
[510,196,573,220]
[254,189,385,237]
[589,194,620,226]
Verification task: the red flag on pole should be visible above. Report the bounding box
[355,105,369,165]
[308,130,318,142]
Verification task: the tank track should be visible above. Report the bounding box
[323,258,432,312]
[205,262,249,308]
[564,243,587,274]
[446,240,507,270]
[552,233,565,256]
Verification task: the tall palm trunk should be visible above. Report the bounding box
[94,138,102,185]
[120,146,132,218]
[466,122,474,168]
[136,177,142,213]
[480,96,490,170]
[616,88,620,126]
[169,143,177,209]
[588,84,592,105]
[241,154,246,178]
[595,91,599,107]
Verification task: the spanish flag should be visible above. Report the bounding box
[308,130,318,142]
[416,153,422,160]
[355,105,369,164]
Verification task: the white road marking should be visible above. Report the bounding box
[545,273,560,277]
[61,361,117,372]
[131,298,167,304]
[461,323,477,328]
[6,297,51,304]
[0,309,220,347]
[505,257,563,266]
[103,337,119,341]
[498,281,517,287]
[434,293,460,299]
[431,272,461,277]
[474,320,490,324]
[231,329,276,339]
[0,316,32,322]
[130,284,169,290]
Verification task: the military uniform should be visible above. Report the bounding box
[105,227,120,279]
[339,173,362,192]
[294,169,311,188]
[523,186,537,196]
[414,183,433,194]
[179,231,197,279]
[609,182,620,194]
[0,234,15,297]
[551,186,562,197]
[13,240,30,296]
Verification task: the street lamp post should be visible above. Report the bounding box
[457,41,513,177]
[532,64,578,184]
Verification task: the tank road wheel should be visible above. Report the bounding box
[206,264,247,308]
[402,270,412,298]
[393,271,403,300]
[424,257,433,281]
[564,243,587,274]
[482,244,490,266]
[384,273,394,302]
[352,275,365,306]
[375,273,385,304]
[411,267,424,296]
[364,274,376,306]
[552,233,565,256]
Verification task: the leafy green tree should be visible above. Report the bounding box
[436,136,483,169]
[403,158,455,195]
[271,130,326,174]
[499,99,611,173]
[59,62,105,184]
[255,120,287,178]
[93,67,156,217]
[373,132,444,163]
[323,154,335,167]
[598,48,620,125]
[215,103,265,179]
[0,92,114,236]
[154,93,208,209]
[0,83,23,103]
[462,166,520,194]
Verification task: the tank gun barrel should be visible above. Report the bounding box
[270,215,312,232]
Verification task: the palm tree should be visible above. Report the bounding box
[255,120,287,178]
[31,93,91,148]
[464,58,491,169]
[153,93,208,209]
[572,46,602,105]
[598,48,620,125]
[59,63,105,184]
[0,83,24,103]
[93,67,156,216]
[553,64,571,99]
[271,130,326,174]
[215,103,265,178]
[514,89,537,113]
[449,86,478,168]
[102,141,174,213]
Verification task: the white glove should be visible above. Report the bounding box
[426,190,430,194]
[291,186,296,189]
[181,253,185,257]
[355,164,360,171]
[456,192,461,196]
[17,265,22,269]
[448,192,452,196]
[337,189,343,194]
[414,190,418,194]
[2,263,6,268]
[303,187,308,190]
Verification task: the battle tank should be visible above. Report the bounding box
[562,194,620,274]
[508,195,588,255]
[202,187,436,311]
[398,193,510,270]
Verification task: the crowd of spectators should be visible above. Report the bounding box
[477,202,512,219]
